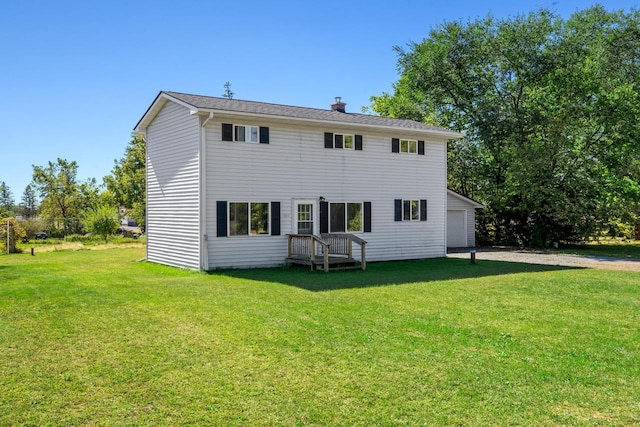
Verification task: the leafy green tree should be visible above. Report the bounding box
[82,205,119,243]
[104,136,146,228]
[0,181,15,217]
[371,6,640,245]
[32,158,100,235]
[1,217,26,253]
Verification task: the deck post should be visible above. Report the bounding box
[310,236,316,270]
[323,249,329,272]
[361,244,366,271]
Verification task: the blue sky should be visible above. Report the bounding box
[1,0,638,203]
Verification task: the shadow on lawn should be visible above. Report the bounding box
[214,258,578,292]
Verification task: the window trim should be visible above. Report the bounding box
[336,134,355,150]
[329,201,363,233]
[392,138,425,155]
[395,199,427,222]
[234,125,260,143]
[223,123,269,144]
[228,201,271,236]
[403,200,420,221]
[400,139,418,154]
[324,132,363,150]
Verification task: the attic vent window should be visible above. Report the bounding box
[331,97,346,113]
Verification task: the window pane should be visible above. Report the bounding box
[250,202,269,235]
[334,134,343,149]
[344,135,354,149]
[400,140,408,153]
[330,203,345,232]
[248,126,258,142]
[403,200,411,221]
[409,140,417,153]
[411,200,420,220]
[229,202,248,235]
[297,204,313,234]
[235,126,245,142]
[347,203,362,232]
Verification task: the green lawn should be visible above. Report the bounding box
[1,249,639,426]
[555,240,640,259]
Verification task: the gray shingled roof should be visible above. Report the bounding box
[163,91,460,137]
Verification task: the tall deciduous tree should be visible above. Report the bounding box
[32,158,99,235]
[371,6,640,245]
[103,136,146,228]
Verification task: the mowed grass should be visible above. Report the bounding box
[1,249,639,426]
[556,239,640,259]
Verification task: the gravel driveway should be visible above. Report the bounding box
[447,248,640,272]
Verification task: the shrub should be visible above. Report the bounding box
[81,206,120,243]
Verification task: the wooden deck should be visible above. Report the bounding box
[286,255,360,271]
[286,234,367,272]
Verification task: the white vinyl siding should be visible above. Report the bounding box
[146,101,201,269]
[206,119,448,268]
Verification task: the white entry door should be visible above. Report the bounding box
[447,210,467,247]
[293,200,316,235]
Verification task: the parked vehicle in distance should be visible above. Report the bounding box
[117,218,142,238]
[34,231,48,240]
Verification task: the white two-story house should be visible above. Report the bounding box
[134,91,466,270]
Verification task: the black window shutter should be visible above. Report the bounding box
[420,199,427,221]
[394,199,402,221]
[324,132,334,149]
[418,140,425,155]
[392,138,400,153]
[217,201,228,237]
[271,201,280,235]
[335,134,343,149]
[320,201,329,233]
[355,135,363,151]
[259,127,270,144]
[222,124,233,141]
[364,202,372,232]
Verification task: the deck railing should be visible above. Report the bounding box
[321,233,367,271]
[287,233,367,271]
[287,234,330,272]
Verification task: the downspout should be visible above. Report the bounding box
[200,112,214,270]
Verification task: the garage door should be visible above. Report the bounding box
[447,210,467,247]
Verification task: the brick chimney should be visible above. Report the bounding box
[331,96,346,113]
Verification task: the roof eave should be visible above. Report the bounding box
[135,91,464,140]
[192,107,464,139]
[447,189,485,208]
[133,91,200,135]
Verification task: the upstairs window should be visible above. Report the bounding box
[222,123,269,144]
[235,125,259,143]
[324,132,363,150]
[392,138,425,155]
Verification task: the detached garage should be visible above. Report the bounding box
[447,190,484,248]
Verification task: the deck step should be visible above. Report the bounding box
[286,255,360,271]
